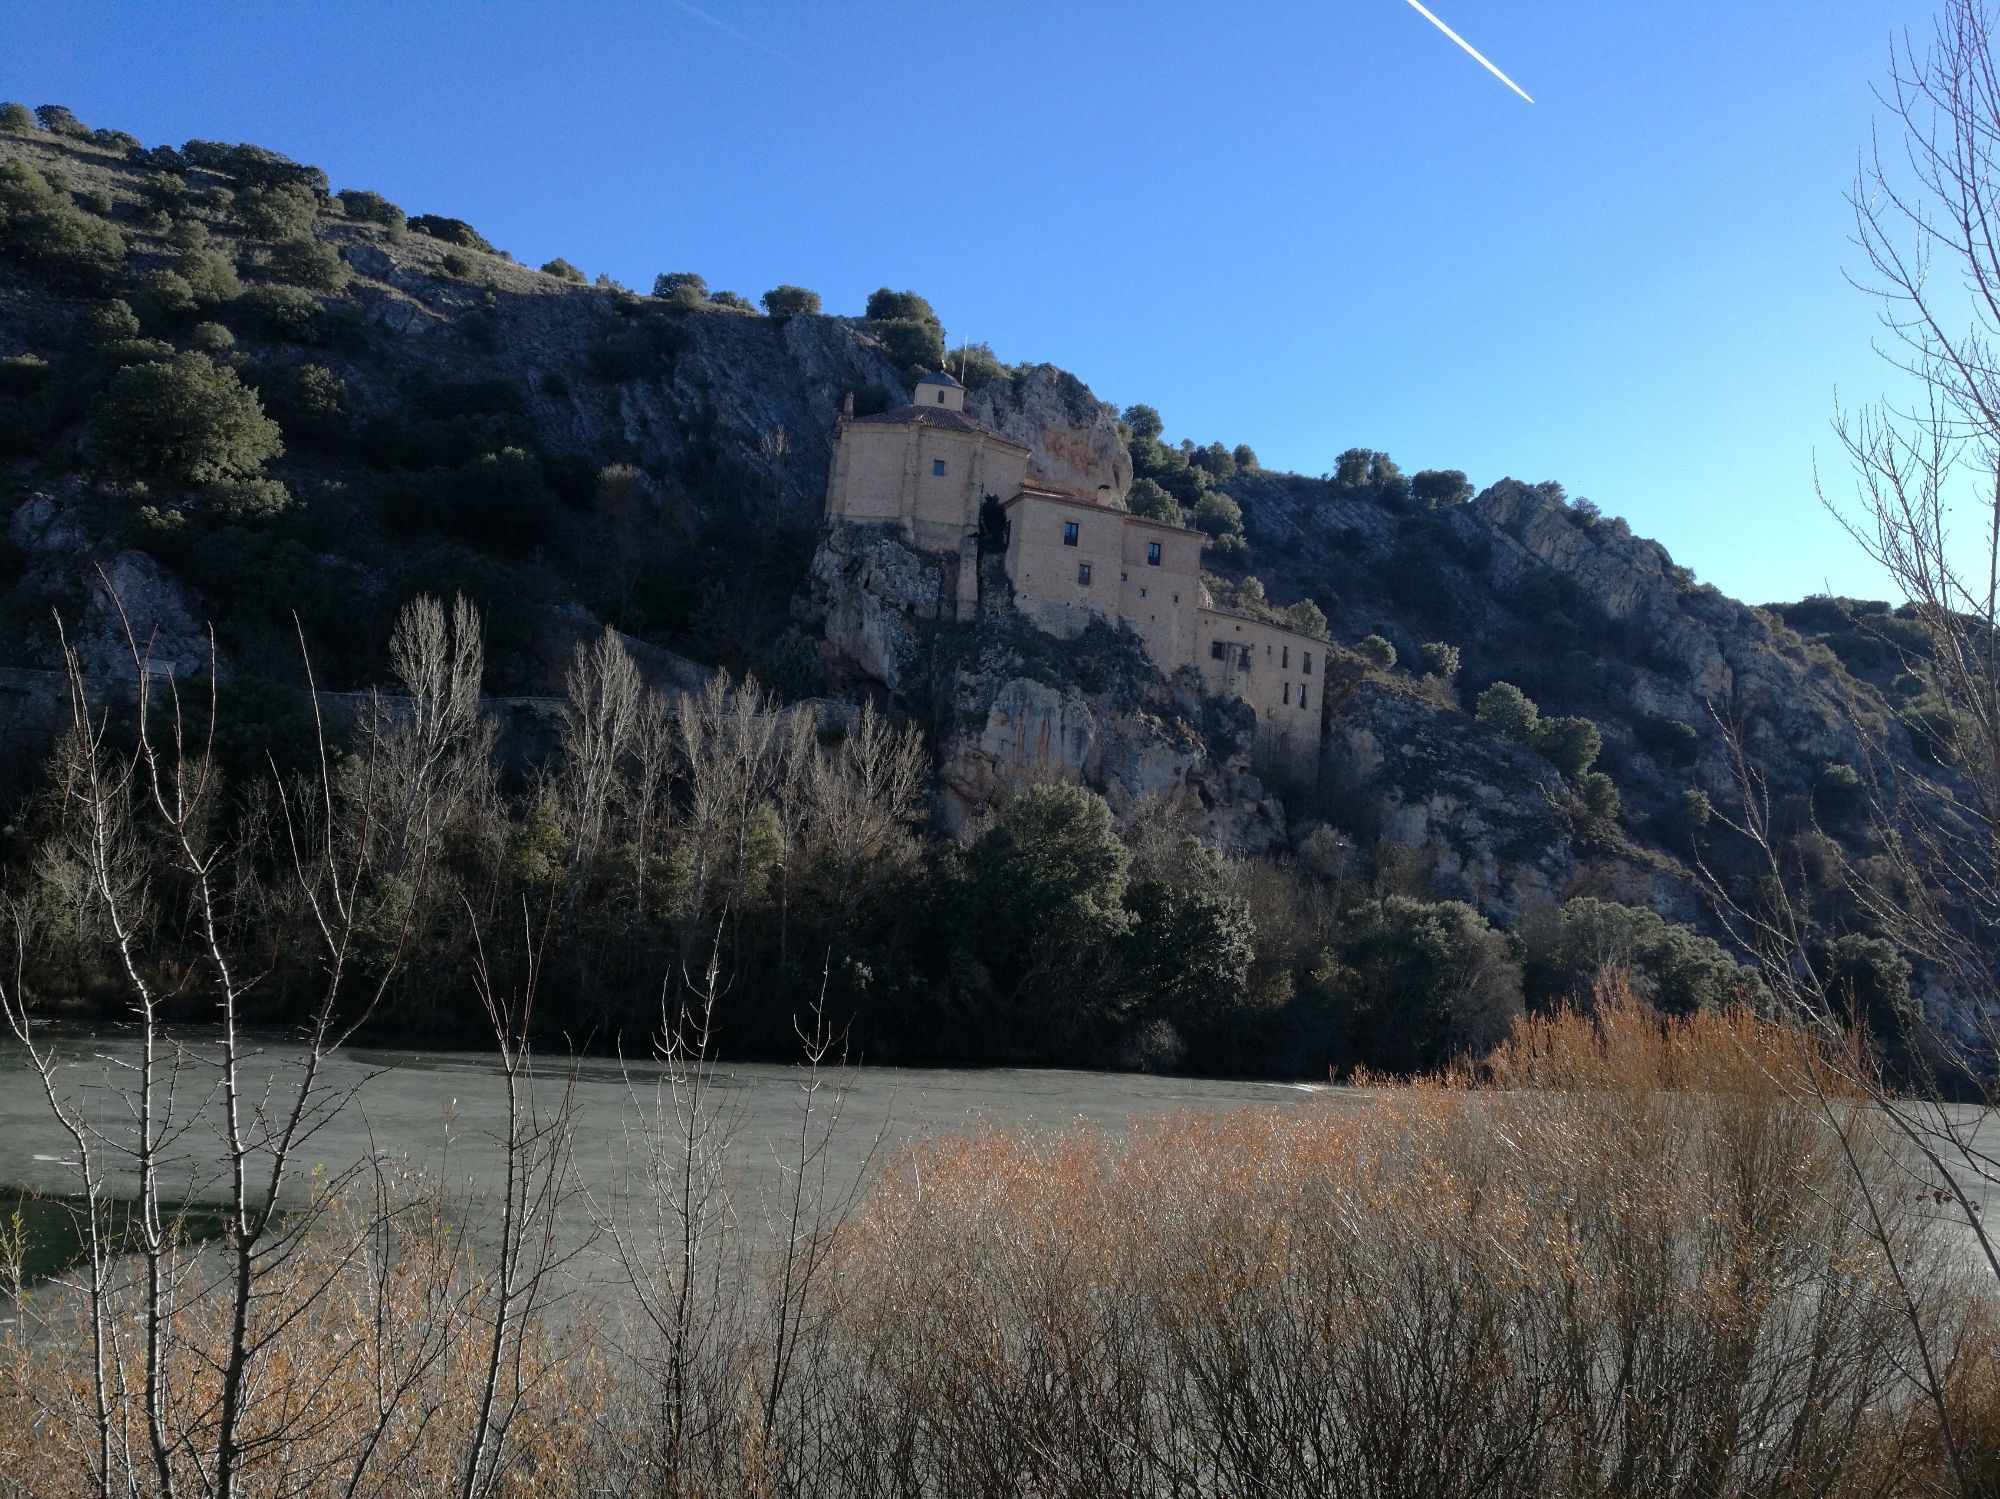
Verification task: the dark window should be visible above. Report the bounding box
[1239,647,1253,668]
[1139,586,1146,598]
[1284,682,1292,705]
[1303,652,1313,675]
[1146,541,1162,567]
[1209,640,1226,660]
[1063,521,1079,546]
[1282,646,1290,668]
[936,389,946,404]
[1077,563,1092,585]
[932,458,946,476]
[1299,687,1310,710]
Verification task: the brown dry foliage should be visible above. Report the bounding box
[5,996,1997,1497]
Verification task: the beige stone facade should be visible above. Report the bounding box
[824,377,1325,773]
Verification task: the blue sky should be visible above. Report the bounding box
[6,0,1937,603]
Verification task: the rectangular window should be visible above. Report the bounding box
[1283,682,1292,705]
[932,458,946,476]
[1063,521,1079,546]
[1282,645,1290,668]
[1139,586,1147,598]
[1146,541,1162,567]
[1303,652,1313,675]
[1239,647,1253,668]
[1210,640,1227,661]
[936,389,947,404]
[1077,563,1092,585]
[1299,687,1310,710]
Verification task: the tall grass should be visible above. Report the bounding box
[5,995,1994,1496]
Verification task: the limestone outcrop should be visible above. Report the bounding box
[966,364,1133,501]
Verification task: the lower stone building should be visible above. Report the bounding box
[825,372,1326,774]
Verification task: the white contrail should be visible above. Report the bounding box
[1402,0,1534,103]
[667,0,803,68]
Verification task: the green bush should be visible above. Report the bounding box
[946,341,1007,390]
[75,188,113,216]
[1534,898,1760,1016]
[1282,599,1328,640]
[1529,715,1602,779]
[873,317,944,375]
[759,284,822,317]
[653,271,707,306]
[439,251,474,280]
[176,244,243,307]
[183,140,327,194]
[202,475,292,519]
[1123,838,1255,1025]
[866,288,945,373]
[1232,443,1258,471]
[233,182,319,240]
[540,257,585,283]
[89,351,283,483]
[231,285,326,344]
[1357,634,1396,670]
[0,352,50,394]
[1579,771,1620,820]
[0,103,33,135]
[335,189,405,231]
[1191,491,1243,540]
[1338,897,1522,1072]
[757,624,826,700]
[141,172,188,215]
[34,105,88,137]
[409,214,494,252]
[138,268,200,320]
[705,289,756,313]
[265,237,349,291]
[1418,641,1460,680]
[79,299,141,342]
[1809,934,1916,1057]
[1126,478,1182,527]
[1475,681,1539,742]
[1411,468,1473,507]
[0,161,128,291]
[165,218,209,252]
[254,362,351,448]
[865,287,936,323]
[188,320,235,354]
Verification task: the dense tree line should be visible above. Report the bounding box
[1,590,1794,1076]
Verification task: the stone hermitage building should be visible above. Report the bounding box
[824,372,1327,772]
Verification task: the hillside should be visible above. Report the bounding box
[0,108,1948,1072]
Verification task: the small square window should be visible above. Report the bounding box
[1062,521,1079,546]
[932,459,946,476]
[1146,542,1162,567]
[1210,640,1227,661]
[1077,562,1092,585]
[1172,594,1179,604]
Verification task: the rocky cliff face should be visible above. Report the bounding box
[966,365,1132,501]
[809,521,1283,850]
[0,124,1930,956]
